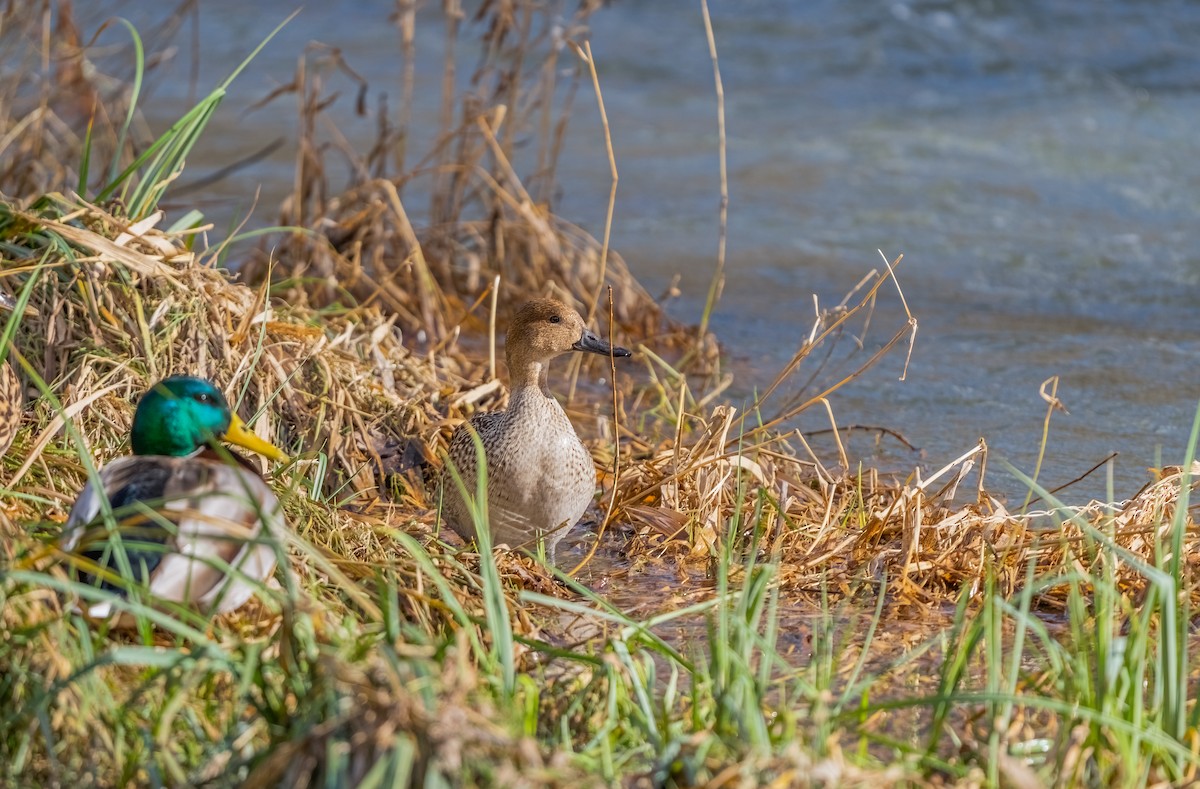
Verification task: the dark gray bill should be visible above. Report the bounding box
[573,329,631,358]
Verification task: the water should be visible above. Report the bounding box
[576,0,1200,503]
[83,0,1200,504]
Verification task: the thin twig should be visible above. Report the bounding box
[572,40,617,325]
[1021,376,1068,512]
[1025,452,1119,508]
[802,424,919,453]
[570,286,624,577]
[488,274,500,381]
[697,0,727,342]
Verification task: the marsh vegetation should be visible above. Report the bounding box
[1,3,1199,787]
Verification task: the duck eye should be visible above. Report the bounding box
[193,392,212,404]
[548,315,562,324]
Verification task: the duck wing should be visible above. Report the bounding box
[62,454,284,619]
[440,412,508,537]
[444,411,506,479]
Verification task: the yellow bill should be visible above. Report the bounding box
[223,413,290,463]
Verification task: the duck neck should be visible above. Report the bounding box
[508,356,552,397]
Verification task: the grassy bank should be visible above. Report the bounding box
[2,3,1200,787]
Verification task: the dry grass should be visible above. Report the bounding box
[611,384,1200,611]
[2,1,1200,785]
[0,193,612,784]
[240,2,678,355]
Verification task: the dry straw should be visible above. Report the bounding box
[1,0,1196,689]
[3,2,1200,784]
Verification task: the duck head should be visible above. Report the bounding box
[507,298,632,361]
[130,376,289,461]
[505,298,631,384]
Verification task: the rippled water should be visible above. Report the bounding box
[578,0,1200,503]
[86,0,1200,503]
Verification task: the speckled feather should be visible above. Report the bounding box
[439,298,630,561]
[0,359,21,457]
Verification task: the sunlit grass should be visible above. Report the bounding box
[2,3,1200,787]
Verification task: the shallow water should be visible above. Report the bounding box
[83,0,1200,505]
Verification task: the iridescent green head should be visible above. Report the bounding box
[130,376,288,461]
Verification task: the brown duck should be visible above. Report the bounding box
[440,298,630,562]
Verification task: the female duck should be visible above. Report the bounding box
[61,376,289,621]
[440,298,630,561]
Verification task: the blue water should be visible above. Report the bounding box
[82,0,1200,502]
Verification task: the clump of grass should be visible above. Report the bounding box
[243,0,682,355]
[0,188,551,782]
[5,3,1200,788]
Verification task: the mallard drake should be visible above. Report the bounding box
[60,376,289,621]
[440,298,630,562]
